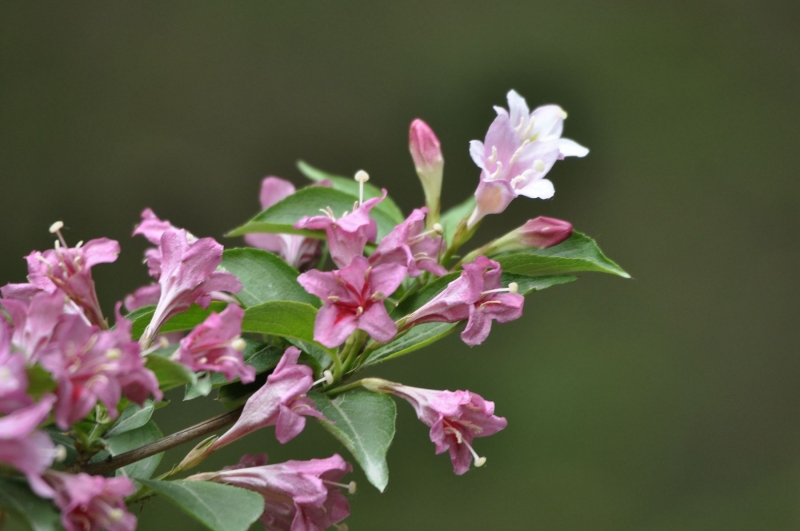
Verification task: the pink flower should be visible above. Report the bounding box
[0,291,65,363]
[294,191,386,268]
[132,208,192,279]
[141,229,242,346]
[123,284,161,312]
[409,119,444,223]
[515,216,573,248]
[189,454,352,531]
[467,90,588,227]
[0,395,60,497]
[404,256,523,346]
[297,256,406,348]
[41,306,162,429]
[25,238,120,327]
[245,177,324,270]
[44,471,136,531]
[363,379,507,475]
[174,305,254,383]
[211,347,323,449]
[369,208,447,278]
[0,317,32,414]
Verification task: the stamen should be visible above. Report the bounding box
[487,145,498,165]
[508,282,519,294]
[230,338,246,351]
[327,295,341,302]
[313,370,335,387]
[371,291,385,302]
[0,367,11,381]
[508,139,530,166]
[433,223,443,234]
[533,159,545,172]
[107,509,125,522]
[355,306,364,316]
[510,175,526,189]
[523,116,536,138]
[354,170,369,206]
[55,445,68,462]
[558,108,568,119]
[323,479,357,495]
[488,161,503,180]
[49,221,68,248]
[106,348,121,360]
[461,437,487,468]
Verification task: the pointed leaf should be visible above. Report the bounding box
[297,160,405,223]
[220,248,318,308]
[130,302,228,341]
[494,231,630,278]
[145,352,197,392]
[107,420,163,482]
[0,477,60,531]
[227,186,397,240]
[106,400,155,437]
[241,301,332,364]
[139,479,264,531]
[310,390,396,492]
[364,322,458,366]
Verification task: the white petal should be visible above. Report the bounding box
[517,178,555,199]
[506,90,530,129]
[493,106,508,117]
[469,140,487,171]
[558,138,589,158]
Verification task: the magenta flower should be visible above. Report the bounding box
[25,238,120,328]
[0,291,65,363]
[404,256,523,346]
[211,347,323,449]
[363,379,507,475]
[294,190,386,268]
[467,90,588,227]
[132,208,193,279]
[515,216,573,248]
[141,229,242,346]
[409,119,444,223]
[0,317,32,414]
[174,304,254,383]
[245,177,324,270]
[0,395,60,497]
[189,454,352,531]
[369,208,447,278]
[123,284,161,312]
[44,471,136,531]
[41,306,162,429]
[297,256,406,348]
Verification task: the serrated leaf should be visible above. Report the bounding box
[494,231,630,278]
[0,477,60,531]
[145,353,197,392]
[139,479,264,531]
[297,160,405,223]
[130,302,228,341]
[364,322,458,366]
[241,301,332,363]
[227,186,397,240]
[310,390,396,492]
[440,196,475,245]
[107,420,163,481]
[106,401,155,437]
[220,248,318,308]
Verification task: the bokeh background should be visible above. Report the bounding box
[2,2,799,529]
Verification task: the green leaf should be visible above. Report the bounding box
[106,401,155,437]
[242,301,332,362]
[0,477,60,531]
[130,302,228,341]
[145,353,197,392]
[44,427,78,466]
[440,196,475,245]
[310,390,396,492]
[207,341,285,387]
[184,373,213,401]
[297,160,405,223]
[220,248,318,308]
[501,273,578,295]
[364,322,458,366]
[107,420,164,481]
[227,186,397,240]
[24,365,56,400]
[494,231,630,278]
[139,479,264,531]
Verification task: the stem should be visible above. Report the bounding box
[81,406,243,476]
[326,380,367,397]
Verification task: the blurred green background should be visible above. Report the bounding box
[2,2,799,529]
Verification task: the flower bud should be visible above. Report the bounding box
[516,216,573,248]
[409,119,444,227]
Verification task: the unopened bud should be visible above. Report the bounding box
[517,216,573,249]
[176,435,218,472]
[409,119,444,227]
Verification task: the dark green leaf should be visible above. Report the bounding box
[107,420,163,481]
[364,322,458,366]
[494,231,630,278]
[227,186,397,240]
[139,479,264,531]
[501,273,578,294]
[297,160,405,223]
[242,301,331,362]
[130,302,228,341]
[440,196,475,245]
[220,248,318,308]
[184,373,212,401]
[106,401,155,437]
[310,390,396,492]
[207,341,285,388]
[0,477,60,531]
[44,427,77,466]
[145,353,197,392]
[24,365,56,400]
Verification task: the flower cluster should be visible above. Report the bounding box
[0,89,616,531]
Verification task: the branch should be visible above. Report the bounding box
[81,406,243,476]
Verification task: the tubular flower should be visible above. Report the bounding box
[41,306,161,429]
[0,317,32,414]
[409,119,444,225]
[0,395,60,497]
[25,237,120,328]
[141,229,242,346]
[369,207,447,278]
[297,256,406,348]
[174,304,254,383]
[44,471,137,531]
[211,347,323,449]
[132,208,190,279]
[188,454,352,531]
[0,290,65,363]
[245,177,324,270]
[363,379,507,475]
[294,190,386,268]
[467,90,588,227]
[404,256,523,346]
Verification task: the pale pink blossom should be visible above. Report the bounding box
[189,454,352,531]
[468,90,588,227]
[132,208,192,279]
[363,379,507,475]
[369,208,447,277]
[174,304,254,383]
[123,284,161,312]
[294,191,386,268]
[0,317,31,414]
[409,119,444,223]
[44,471,136,531]
[0,291,65,363]
[298,256,406,348]
[245,177,324,270]
[211,347,322,450]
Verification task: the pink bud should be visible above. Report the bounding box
[518,216,573,248]
[409,119,444,226]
